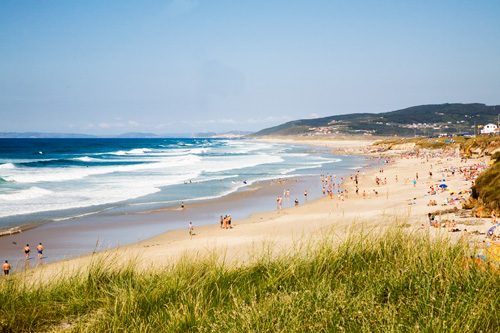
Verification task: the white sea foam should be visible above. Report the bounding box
[74,156,99,162]
[104,148,153,156]
[0,163,15,169]
[280,168,297,175]
[198,154,284,174]
[0,139,364,222]
[0,187,53,201]
[3,154,202,183]
[0,183,162,218]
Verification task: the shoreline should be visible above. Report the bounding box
[7,138,494,281]
[0,144,372,270]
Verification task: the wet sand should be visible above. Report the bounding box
[9,139,491,283]
[0,170,355,271]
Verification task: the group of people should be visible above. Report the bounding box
[270,178,298,185]
[2,242,44,277]
[274,186,309,210]
[187,214,236,240]
[427,199,438,206]
[426,214,462,232]
[220,215,232,229]
[22,243,44,260]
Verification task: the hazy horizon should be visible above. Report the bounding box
[1,1,499,135]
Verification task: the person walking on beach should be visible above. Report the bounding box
[304,190,308,202]
[188,222,194,239]
[2,260,10,276]
[37,243,43,259]
[220,215,224,229]
[23,244,30,259]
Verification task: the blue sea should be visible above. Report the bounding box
[0,138,368,235]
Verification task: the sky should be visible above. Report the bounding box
[1,0,499,135]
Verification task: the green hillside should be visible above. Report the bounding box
[251,103,500,137]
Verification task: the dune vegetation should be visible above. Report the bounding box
[1,222,500,332]
[472,151,500,211]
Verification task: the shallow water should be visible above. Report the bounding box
[0,138,370,267]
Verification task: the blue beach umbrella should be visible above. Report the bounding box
[487,226,497,237]
[439,184,448,188]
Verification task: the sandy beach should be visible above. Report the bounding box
[13,138,493,284]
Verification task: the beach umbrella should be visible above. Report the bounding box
[486,244,500,262]
[439,184,448,188]
[487,226,497,237]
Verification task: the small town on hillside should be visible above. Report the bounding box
[306,120,500,137]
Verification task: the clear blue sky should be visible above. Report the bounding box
[1,0,499,135]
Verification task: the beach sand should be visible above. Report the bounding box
[15,140,492,283]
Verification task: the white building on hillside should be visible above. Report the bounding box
[480,123,498,135]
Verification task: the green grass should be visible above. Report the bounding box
[472,152,500,211]
[1,225,500,332]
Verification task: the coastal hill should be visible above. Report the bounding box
[250,103,500,137]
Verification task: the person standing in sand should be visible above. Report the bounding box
[188,222,194,239]
[23,244,30,259]
[37,243,43,259]
[2,260,10,276]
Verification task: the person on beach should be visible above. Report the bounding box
[23,244,30,259]
[37,243,43,259]
[2,260,10,276]
[188,222,194,239]
[220,215,224,229]
[181,202,185,209]
[304,190,308,202]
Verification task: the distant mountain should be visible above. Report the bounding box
[193,131,253,138]
[0,131,254,139]
[0,132,98,139]
[250,103,500,137]
[114,132,163,138]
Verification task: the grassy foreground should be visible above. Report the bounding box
[1,225,500,332]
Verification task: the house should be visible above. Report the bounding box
[480,123,498,135]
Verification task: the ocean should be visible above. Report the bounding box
[0,138,369,263]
